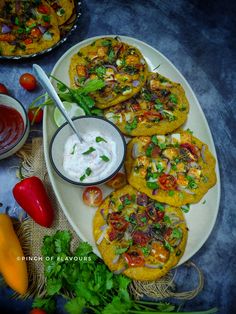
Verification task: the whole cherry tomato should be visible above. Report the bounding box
[19,73,37,91]
[106,172,127,190]
[82,186,103,207]
[28,108,43,124]
[0,83,8,94]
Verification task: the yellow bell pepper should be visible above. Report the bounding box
[0,214,28,295]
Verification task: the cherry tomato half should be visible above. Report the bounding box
[0,83,8,94]
[124,250,145,267]
[37,4,50,14]
[106,172,127,190]
[82,186,103,207]
[180,143,199,159]
[109,212,129,232]
[132,231,150,247]
[159,174,177,191]
[19,73,37,91]
[31,28,42,38]
[24,38,33,45]
[30,309,47,314]
[28,108,43,124]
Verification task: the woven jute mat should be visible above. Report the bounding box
[15,138,204,300]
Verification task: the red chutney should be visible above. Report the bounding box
[0,104,24,154]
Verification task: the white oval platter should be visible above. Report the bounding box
[43,35,221,264]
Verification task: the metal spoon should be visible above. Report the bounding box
[33,64,84,143]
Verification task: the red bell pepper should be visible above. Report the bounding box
[13,176,54,228]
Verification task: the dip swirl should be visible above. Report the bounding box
[63,131,117,183]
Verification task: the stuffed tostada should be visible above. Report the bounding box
[93,185,188,281]
[125,130,216,206]
[104,72,189,136]
[69,37,148,109]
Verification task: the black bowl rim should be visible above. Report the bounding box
[0,94,29,156]
[0,1,82,60]
[49,116,127,186]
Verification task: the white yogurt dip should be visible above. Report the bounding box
[63,131,117,183]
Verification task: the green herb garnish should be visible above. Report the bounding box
[146,182,158,189]
[125,117,138,133]
[80,174,86,182]
[70,144,77,155]
[115,247,128,255]
[82,147,95,155]
[169,94,178,104]
[168,190,175,197]
[171,228,182,239]
[96,136,107,143]
[85,167,92,176]
[100,155,110,162]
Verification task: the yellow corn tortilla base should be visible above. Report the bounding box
[125,131,217,207]
[50,0,75,25]
[69,37,148,109]
[93,185,188,281]
[104,72,189,136]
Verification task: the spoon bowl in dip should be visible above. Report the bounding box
[49,116,126,186]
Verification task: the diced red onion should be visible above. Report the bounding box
[132,143,139,159]
[100,209,106,220]
[201,145,206,163]
[74,75,79,86]
[152,188,159,195]
[103,94,114,101]
[1,24,11,34]
[144,263,163,269]
[38,25,47,34]
[165,161,171,174]
[100,223,108,231]
[96,226,108,245]
[177,186,195,195]
[140,58,146,65]
[189,161,199,168]
[181,205,189,212]
[112,255,120,264]
[104,64,117,72]
[173,237,182,247]
[124,231,132,241]
[43,31,53,41]
[113,266,126,274]
[169,213,180,224]
[132,80,140,87]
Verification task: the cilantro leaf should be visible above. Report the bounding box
[96,136,107,143]
[82,147,95,155]
[100,155,110,162]
[64,297,86,314]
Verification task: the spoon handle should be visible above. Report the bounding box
[33,64,83,143]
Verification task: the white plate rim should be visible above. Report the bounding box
[43,34,221,263]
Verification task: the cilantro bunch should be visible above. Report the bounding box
[29,77,105,124]
[32,232,217,314]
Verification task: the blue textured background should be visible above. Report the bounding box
[0,0,235,313]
